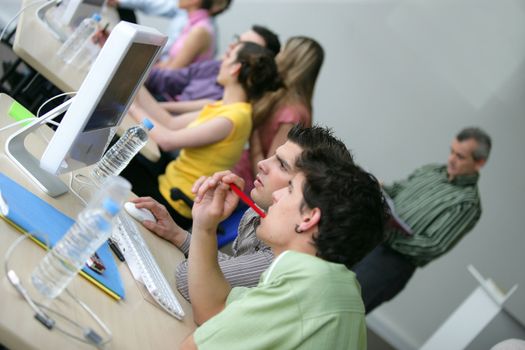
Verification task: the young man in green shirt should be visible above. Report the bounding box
[354,126,492,314]
[181,142,386,349]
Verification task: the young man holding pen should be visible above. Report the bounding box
[180,146,386,349]
[132,125,352,300]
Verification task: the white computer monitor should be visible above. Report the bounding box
[5,21,166,196]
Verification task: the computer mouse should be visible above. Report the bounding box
[124,202,157,223]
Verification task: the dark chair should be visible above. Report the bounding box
[170,187,246,248]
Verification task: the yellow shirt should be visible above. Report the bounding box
[158,101,252,218]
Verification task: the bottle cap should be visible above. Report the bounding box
[102,198,120,216]
[92,13,102,22]
[142,118,154,130]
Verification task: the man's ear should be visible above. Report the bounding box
[229,62,242,77]
[297,207,321,233]
[474,158,486,172]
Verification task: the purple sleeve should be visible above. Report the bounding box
[145,66,191,98]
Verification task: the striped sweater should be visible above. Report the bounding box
[384,164,481,266]
[175,209,273,301]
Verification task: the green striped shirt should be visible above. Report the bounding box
[384,164,481,266]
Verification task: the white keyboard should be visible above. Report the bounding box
[112,213,185,320]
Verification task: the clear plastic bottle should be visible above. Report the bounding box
[90,119,154,186]
[57,13,101,64]
[31,198,120,299]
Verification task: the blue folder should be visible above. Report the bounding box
[0,172,125,300]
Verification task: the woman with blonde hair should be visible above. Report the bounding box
[233,36,325,193]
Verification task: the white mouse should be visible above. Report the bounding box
[124,202,157,223]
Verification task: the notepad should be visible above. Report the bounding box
[0,172,125,300]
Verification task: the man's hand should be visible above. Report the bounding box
[191,171,244,232]
[131,197,188,248]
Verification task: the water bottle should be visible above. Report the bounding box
[31,198,120,298]
[57,13,101,64]
[71,34,101,71]
[90,119,154,186]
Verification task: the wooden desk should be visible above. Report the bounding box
[0,94,194,349]
[12,0,160,162]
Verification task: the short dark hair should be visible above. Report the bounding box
[456,127,492,161]
[287,124,353,162]
[200,0,214,10]
[252,25,281,57]
[209,0,232,16]
[236,42,283,101]
[296,148,387,268]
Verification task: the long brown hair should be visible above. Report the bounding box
[252,36,324,127]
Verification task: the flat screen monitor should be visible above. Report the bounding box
[5,21,166,197]
[40,21,166,175]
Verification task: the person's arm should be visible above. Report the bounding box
[111,0,179,17]
[175,248,273,301]
[160,99,214,115]
[130,197,190,250]
[156,27,212,70]
[388,201,481,260]
[129,97,199,131]
[149,115,233,152]
[145,66,190,98]
[180,334,197,350]
[188,173,243,324]
[383,166,429,198]
[130,87,198,128]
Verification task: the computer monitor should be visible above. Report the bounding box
[5,21,166,197]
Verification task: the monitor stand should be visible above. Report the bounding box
[5,99,73,197]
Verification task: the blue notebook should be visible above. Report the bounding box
[0,172,125,300]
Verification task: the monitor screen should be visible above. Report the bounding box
[83,42,159,132]
[40,21,167,175]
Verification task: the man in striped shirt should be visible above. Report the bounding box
[132,125,352,301]
[353,127,492,314]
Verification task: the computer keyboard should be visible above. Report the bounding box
[112,213,185,320]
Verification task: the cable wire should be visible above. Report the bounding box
[3,233,112,348]
[0,0,54,42]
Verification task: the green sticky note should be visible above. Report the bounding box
[8,101,35,126]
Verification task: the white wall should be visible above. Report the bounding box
[129,0,525,348]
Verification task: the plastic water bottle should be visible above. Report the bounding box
[90,119,154,186]
[57,13,101,64]
[31,198,120,298]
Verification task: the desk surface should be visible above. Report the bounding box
[13,0,160,162]
[0,94,194,349]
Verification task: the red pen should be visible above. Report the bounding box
[229,183,266,218]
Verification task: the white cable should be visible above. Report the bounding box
[69,172,88,206]
[0,117,36,133]
[3,233,112,348]
[36,91,76,118]
[0,0,53,42]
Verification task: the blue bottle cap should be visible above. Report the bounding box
[102,198,120,216]
[142,118,154,130]
[92,13,102,22]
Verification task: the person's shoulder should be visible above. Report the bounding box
[419,163,444,172]
[274,252,364,312]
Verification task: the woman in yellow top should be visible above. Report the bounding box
[124,42,282,228]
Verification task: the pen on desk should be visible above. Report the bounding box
[108,238,125,262]
[229,183,266,218]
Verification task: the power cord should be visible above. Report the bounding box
[68,172,98,206]
[4,233,112,348]
[0,0,61,42]
[0,91,76,146]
